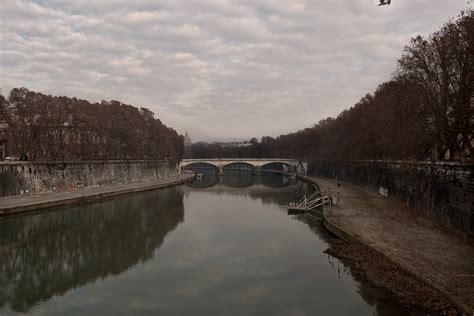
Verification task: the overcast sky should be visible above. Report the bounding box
[0,0,470,142]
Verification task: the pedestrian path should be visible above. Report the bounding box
[311,176,474,315]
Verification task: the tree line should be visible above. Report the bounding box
[189,10,473,161]
[266,10,473,161]
[0,88,184,161]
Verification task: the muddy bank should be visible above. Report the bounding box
[325,240,460,315]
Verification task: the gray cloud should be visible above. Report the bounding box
[0,0,469,141]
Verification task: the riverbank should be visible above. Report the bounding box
[0,173,195,216]
[0,160,178,197]
[324,242,459,314]
[306,175,474,315]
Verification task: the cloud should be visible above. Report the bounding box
[0,0,469,141]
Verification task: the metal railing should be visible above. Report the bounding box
[288,193,330,212]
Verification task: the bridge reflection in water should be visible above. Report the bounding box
[185,172,293,189]
[185,172,311,208]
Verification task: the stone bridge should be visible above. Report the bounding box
[179,158,307,175]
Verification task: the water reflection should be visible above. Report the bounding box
[260,173,290,188]
[186,173,220,188]
[0,188,184,312]
[291,213,411,316]
[221,172,256,187]
[0,174,408,315]
[186,173,309,206]
[186,173,291,189]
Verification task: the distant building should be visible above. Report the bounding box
[184,132,192,147]
[238,141,252,147]
[183,132,193,158]
[213,141,252,148]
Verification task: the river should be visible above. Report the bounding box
[0,173,407,315]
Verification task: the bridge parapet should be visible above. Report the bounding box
[179,158,307,175]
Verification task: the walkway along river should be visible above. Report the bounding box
[0,173,447,315]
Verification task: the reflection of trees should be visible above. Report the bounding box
[246,182,308,205]
[248,175,311,205]
[186,173,292,191]
[291,213,332,243]
[184,174,311,207]
[331,249,411,315]
[0,188,184,312]
[221,172,256,187]
[186,173,293,191]
[293,214,410,315]
[260,173,290,188]
[355,281,410,316]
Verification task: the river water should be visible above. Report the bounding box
[0,174,406,315]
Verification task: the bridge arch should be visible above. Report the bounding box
[222,162,256,172]
[178,158,307,175]
[261,161,292,172]
[181,162,219,174]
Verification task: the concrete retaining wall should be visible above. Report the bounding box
[309,160,474,236]
[0,160,178,197]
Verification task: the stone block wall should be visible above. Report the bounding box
[309,160,474,237]
[0,160,177,197]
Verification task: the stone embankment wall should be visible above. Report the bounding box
[0,160,177,197]
[309,160,473,237]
